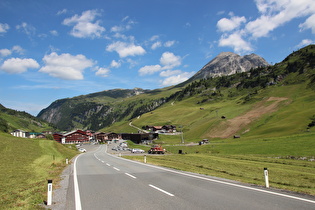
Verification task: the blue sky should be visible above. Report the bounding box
[1,0,315,116]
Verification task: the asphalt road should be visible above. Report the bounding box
[63,144,315,210]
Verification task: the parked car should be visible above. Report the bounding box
[131,148,145,153]
[78,148,86,152]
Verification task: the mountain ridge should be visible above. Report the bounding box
[37,46,315,134]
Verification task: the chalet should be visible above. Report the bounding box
[121,133,158,144]
[94,132,122,143]
[53,130,90,144]
[143,125,177,133]
[162,125,177,133]
[28,132,46,139]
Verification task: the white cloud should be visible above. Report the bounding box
[12,45,24,54]
[0,23,9,34]
[150,35,159,41]
[16,22,36,36]
[247,0,315,38]
[160,52,181,68]
[164,40,176,47]
[0,49,12,57]
[0,45,24,57]
[0,58,39,74]
[218,33,253,54]
[296,39,315,48]
[95,67,110,77]
[139,65,162,76]
[160,72,195,86]
[63,10,105,38]
[159,69,182,77]
[151,41,162,50]
[138,52,182,76]
[216,0,315,53]
[110,60,121,68]
[217,16,246,32]
[57,9,67,15]
[50,30,59,36]
[299,14,315,34]
[39,52,94,80]
[106,41,146,58]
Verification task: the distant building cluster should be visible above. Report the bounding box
[142,125,177,133]
[11,129,159,145]
[11,129,50,139]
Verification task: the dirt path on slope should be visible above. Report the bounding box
[208,97,289,138]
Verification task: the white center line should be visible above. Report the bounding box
[149,184,174,197]
[125,173,137,179]
[113,167,120,171]
[106,163,110,166]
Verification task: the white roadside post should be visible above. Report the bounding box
[144,155,147,163]
[47,180,53,205]
[264,168,269,188]
[66,158,69,164]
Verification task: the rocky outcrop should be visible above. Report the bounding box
[190,52,269,80]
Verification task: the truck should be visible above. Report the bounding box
[148,145,165,154]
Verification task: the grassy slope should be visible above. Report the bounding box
[125,132,315,195]
[0,111,54,133]
[115,82,315,195]
[116,82,314,142]
[0,133,78,209]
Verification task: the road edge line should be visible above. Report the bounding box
[73,154,82,210]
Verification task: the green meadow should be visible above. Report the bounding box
[120,82,315,195]
[0,133,78,209]
[125,132,315,195]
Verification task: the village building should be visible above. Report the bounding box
[11,129,27,138]
[143,125,177,133]
[28,132,46,139]
[53,130,90,144]
[94,132,122,143]
[121,133,158,144]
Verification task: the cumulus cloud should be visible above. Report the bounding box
[217,16,246,32]
[139,65,162,76]
[151,41,162,50]
[95,67,110,77]
[160,72,195,86]
[106,41,146,58]
[63,10,105,38]
[296,39,315,48]
[110,60,121,68]
[139,52,182,76]
[0,58,39,74]
[0,49,12,57]
[216,0,315,53]
[0,45,24,57]
[218,33,253,54]
[160,52,181,68]
[0,23,9,34]
[39,52,94,80]
[299,14,315,34]
[164,40,176,47]
[159,69,182,77]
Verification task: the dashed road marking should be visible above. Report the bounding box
[149,184,174,197]
[125,173,137,179]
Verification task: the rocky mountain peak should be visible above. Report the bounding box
[190,52,269,81]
